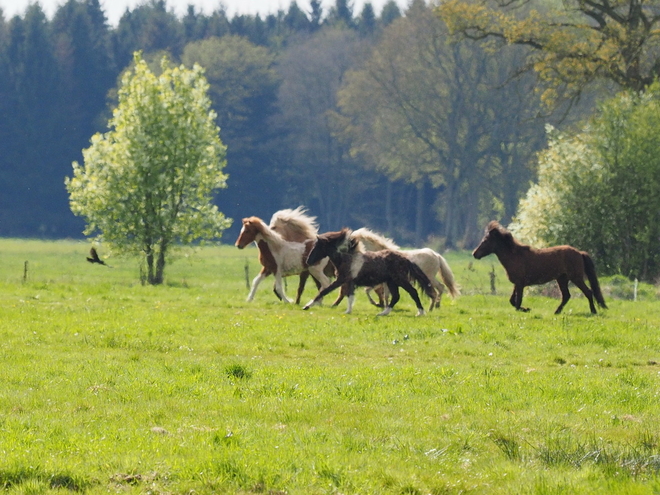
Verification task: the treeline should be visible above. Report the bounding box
[0,0,586,246]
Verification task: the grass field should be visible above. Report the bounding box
[0,239,659,494]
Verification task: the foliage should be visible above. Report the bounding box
[66,53,230,284]
[181,36,282,226]
[337,1,545,247]
[512,83,660,281]
[438,0,660,106]
[274,27,371,231]
[1,238,660,494]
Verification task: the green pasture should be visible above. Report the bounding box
[1,239,659,494]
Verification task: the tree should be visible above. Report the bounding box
[511,83,660,281]
[380,0,401,26]
[66,53,231,284]
[336,2,544,246]
[275,27,371,230]
[438,0,660,106]
[181,36,281,235]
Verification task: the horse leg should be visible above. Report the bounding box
[294,271,311,305]
[572,277,597,314]
[513,284,530,312]
[308,263,331,306]
[332,284,346,307]
[365,287,382,307]
[377,284,390,307]
[344,281,356,314]
[303,278,345,310]
[429,278,445,311]
[377,282,399,316]
[247,267,270,302]
[274,271,293,304]
[398,279,426,316]
[554,275,571,314]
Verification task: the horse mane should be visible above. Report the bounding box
[269,206,319,240]
[488,221,530,251]
[244,216,284,244]
[319,228,364,253]
[352,227,399,251]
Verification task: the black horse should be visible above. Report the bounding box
[473,221,607,314]
[303,229,435,316]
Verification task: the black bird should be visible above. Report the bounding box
[86,247,111,267]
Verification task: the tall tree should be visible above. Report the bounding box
[337,1,545,246]
[275,27,372,230]
[380,0,401,26]
[66,54,231,284]
[327,0,355,27]
[2,5,75,237]
[52,0,115,151]
[438,0,660,106]
[181,36,281,237]
[113,0,183,68]
[358,3,377,37]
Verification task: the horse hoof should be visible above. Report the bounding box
[377,307,392,316]
[303,304,311,311]
[416,309,425,316]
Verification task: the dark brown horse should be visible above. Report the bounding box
[303,229,436,316]
[472,221,607,314]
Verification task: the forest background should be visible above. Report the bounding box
[0,0,595,248]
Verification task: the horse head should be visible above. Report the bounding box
[235,217,263,249]
[307,228,353,265]
[473,221,514,259]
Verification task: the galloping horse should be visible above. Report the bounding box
[303,229,436,316]
[350,227,459,310]
[472,221,607,314]
[235,216,331,303]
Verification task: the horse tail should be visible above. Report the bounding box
[583,253,608,309]
[408,260,436,301]
[435,253,460,299]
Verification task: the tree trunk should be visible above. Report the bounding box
[415,181,425,246]
[145,243,166,285]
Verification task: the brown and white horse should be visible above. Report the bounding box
[473,221,607,314]
[235,216,331,303]
[303,229,436,316]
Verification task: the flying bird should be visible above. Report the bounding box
[86,247,111,267]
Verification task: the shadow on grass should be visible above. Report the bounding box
[0,467,88,491]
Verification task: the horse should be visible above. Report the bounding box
[472,221,607,314]
[343,227,459,310]
[235,216,332,303]
[303,229,436,316]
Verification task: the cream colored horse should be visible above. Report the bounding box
[351,227,459,310]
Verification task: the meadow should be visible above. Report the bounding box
[0,239,659,494]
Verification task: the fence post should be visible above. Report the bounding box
[244,259,250,290]
[23,261,28,283]
[490,265,496,295]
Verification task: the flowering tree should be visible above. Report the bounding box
[66,53,231,284]
[512,84,660,280]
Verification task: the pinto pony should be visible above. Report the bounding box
[303,229,436,316]
[472,221,607,314]
[350,227,459,310]
[235,216,331,303]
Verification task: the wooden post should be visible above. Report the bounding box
[244,259,250,290]
[23,261,28,283]
[490,265,496,295]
